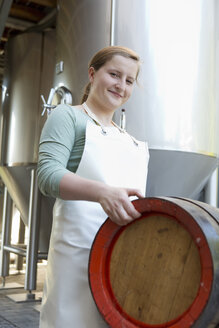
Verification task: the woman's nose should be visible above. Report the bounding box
[115,79,126,90]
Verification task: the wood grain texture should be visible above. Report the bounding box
[110,214,201,325]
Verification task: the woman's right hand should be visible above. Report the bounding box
[98,186,143,226]
[59,173,143,226]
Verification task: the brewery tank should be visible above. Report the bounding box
[0,31,56,252]
[53,0,218,200]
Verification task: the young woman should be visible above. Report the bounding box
[37,46,149,327]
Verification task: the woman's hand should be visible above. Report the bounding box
[98,186,143,226]
[59,173,143,225]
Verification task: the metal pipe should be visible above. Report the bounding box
[24,168,41,291]
[16,217,25,271]
[2,245,47,259]
[38,253,48,260]
[0,186,12,278]
[110,0,116,46]
[3,245,26,257]
[5,16,33,31]
[204,168,218,207]
[25,7,57,33]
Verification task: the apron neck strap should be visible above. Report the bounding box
[82,102,139,146]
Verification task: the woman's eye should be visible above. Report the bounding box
[110,72,118,77]
[126,80,133,85]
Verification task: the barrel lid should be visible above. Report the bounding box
[89,197,213,328]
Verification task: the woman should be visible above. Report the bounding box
[37,46,149,327]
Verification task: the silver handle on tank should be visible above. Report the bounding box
[41,86,73,117]
[41,88,56,116]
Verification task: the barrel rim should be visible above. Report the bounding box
[88,197,213,328]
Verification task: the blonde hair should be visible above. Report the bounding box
[81,46,141,104]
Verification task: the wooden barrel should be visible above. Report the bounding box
[89,197,219,328]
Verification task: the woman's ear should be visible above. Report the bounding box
[88,67,95,82]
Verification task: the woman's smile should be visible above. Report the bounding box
[108,89,123,98]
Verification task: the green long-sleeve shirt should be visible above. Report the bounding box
[37,104,92,197]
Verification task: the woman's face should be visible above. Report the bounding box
[88,55,139,110]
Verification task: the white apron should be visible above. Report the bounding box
[40,119,149,328]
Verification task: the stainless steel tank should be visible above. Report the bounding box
[54,0,112,102]
[0,31,56,251]
[53,0,218,200]
[113,0,218,199]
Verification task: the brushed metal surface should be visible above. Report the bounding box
[113,0,217,156]
[146,149,217,199]
[0,33,42,165]
[0,30,56,166]
[54,0,111,103]
[111,0,218,199]
[0,31,56,252]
